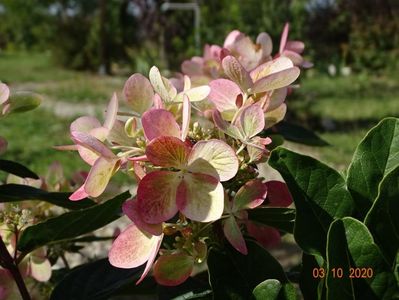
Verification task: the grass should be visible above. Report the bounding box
[1,51,398,179]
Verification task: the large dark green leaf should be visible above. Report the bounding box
[17,191,130,253]
[0,159,39,179]
[365,166,399,266]
[326,217,398,300]
[347,117,399,216]
[208,241,289,299]
[0,184,95,210]
[247,207,295,233]
[272,121,329,146]
[299,254,324,300]
[50,258,143,300]
[269,147,354,257]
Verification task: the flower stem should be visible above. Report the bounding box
[0,235,31,300]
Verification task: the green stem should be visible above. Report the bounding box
[0,235,31,300]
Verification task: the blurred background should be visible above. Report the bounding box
[0,0,398,180]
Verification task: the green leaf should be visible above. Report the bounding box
[6,91,42,114]
[326,217,398,300]
[0,184,95,210]
[347,117,399,216]
[299,254,324,300]
[271,121,329,146]
[247,207,295,233]
[269,147,354,257]
[17,191,130,253]
[0,159,39,179]
[253,279,281,300]
[208,240,289,299]
[365,166,399,266]
[50,258,143,300]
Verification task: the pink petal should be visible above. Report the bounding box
[285,40,305,54]
[187,139,239,182]
[109,224,159,268]
[153,94,164,109]
[223,30,244,49]
[137,171,179,224]
[235,104,265,139]
[181,95,191,141]
[232,36,263,70]
[250,67,300,94]
[181,59,204,76]
[146,136,190,169]
[141,109,181,141]
[103,93,118,130]
[281,50,304,66]
[29,257,52,282]
[268,88,287,111]
[0,83,10,105]
[123,73,154,114]
[265,181,293,207]
[153,253,194,286]
[136,234,163,285]
[84,157,120,198]
[250,57,294,82]
[256,32,273,58]
[132,162,146,181]
[71,131,116,159]
[223,216,247,255]
[222,56,252,91]
[70,116,101,134]
[233,179,267,212]
[212,110,243,139]
[208,79,241,114]
[123,200,163,236]
[279,23,290,54]
[69,184,89,201]
[246,221,281,249]
[176,173,224,222]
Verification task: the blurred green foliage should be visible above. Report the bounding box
[0,0,398,73]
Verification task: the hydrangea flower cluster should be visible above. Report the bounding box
[64,24,307,286]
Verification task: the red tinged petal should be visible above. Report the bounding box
[141,109,181,141]
[208,79,241,114]
[222,56,253,91]
[265,181,293,207]
[279,23,290,54]
[69,184,88,201]
[137,171,180,224]
[250,67,300,94]
[285,40,305,54]
[71,131,116,160]
[181,95,191,141]
[108,224,160,269]
[136,234,163,285]
[153,253,194,286]
[233,179,267,212]
[246,221,281,249]
[223,216,248,255]
[123,73,154,114]
[122,199,163,236]
[187,139,239,182]
[70,116,101,134]
[176,173,224,222]
[146,136,190,169]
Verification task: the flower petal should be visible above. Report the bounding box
[181,95,191,141]
[153,253,194,286]
[235,104,265,139]
[223,30,244,48]
[136,234,163,285]
[222,55,252,91]
[233,179,267,212]
[246,221,281,249]
[71,131,116,159]
[146,136,190,169]
[109,223,158,268]
[0,83,10,105]
[265,103,287,128]
[29,257,52,282]
[123,199,163,236]
[223,216,247,255]
[265,181,293,207]
[149,66,177,102]
[69,184,88,201]
[174,86,210,102]
[187,140,238,181]
[137,171,179,224]
[256,32,273,58]
[141,109,181,141]
[250,67,300,94]
[84,157,120,197]
[176,173,224,222]
[285,40,305,54]
[250,57,294,82]
[212,110,243,140]
[103,93,118,130]
[279,23,290,54]
[70,116,101,134]
[123,73,154,114]
[208,79,241,115]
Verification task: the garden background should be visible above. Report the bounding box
[0,0,399,299]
